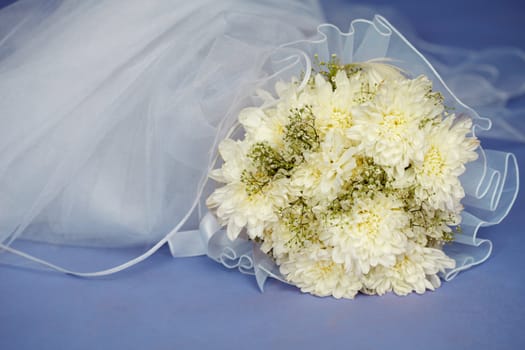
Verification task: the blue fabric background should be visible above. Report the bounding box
[1,1,524,349]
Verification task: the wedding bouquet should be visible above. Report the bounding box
[207,56,481,298]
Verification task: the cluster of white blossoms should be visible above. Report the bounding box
[207,57,479,299]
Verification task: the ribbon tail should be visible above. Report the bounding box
[167,229,207,257]
[255,265,270,292]
[168,212,222,258]
[252,244,288,292]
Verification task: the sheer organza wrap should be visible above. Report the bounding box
[0,1,520,287]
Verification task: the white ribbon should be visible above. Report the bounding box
[168,212,288,291]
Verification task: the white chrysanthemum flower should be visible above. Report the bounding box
[303,71,359,136]
[279,246,362,299]
[364,241,455,296]
[238,107,288,149]
[207,139,290,240]
[206,178,289,241]
[273,79,307,118]
[290,130,357,201]
[209,138,249,183]
[357,61,405,85]
[275,78,300,100]
[414,116,479,211]
[347,75,443,173]
[288,163,320,198]
[321,193,409,274]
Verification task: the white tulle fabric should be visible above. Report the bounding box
[0,0,520,283]
[0,0,322,248]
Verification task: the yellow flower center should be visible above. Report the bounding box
[358,209,381,237]
[423,145,445,176]
[331,108,353,128]
[379,113,407,137]
[394,255,410,271]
